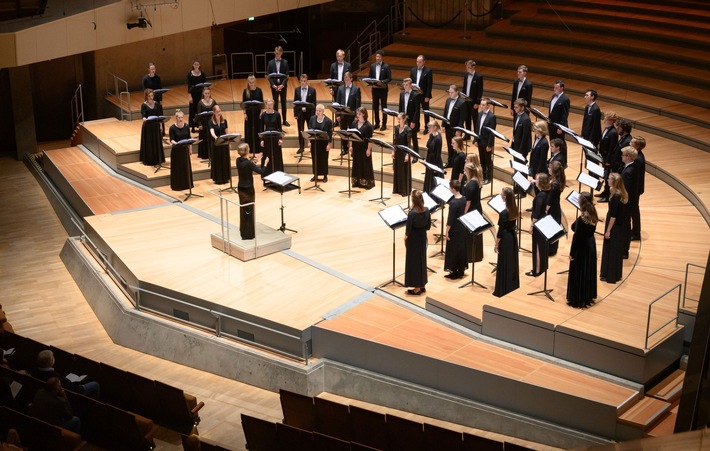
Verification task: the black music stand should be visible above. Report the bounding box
[258,129,284,181]
[381,108,399,166]
[323,78,343,103]
[396,144,423,211]
[430,181,453,258]
[367,137,393,205]
[328,103,354,163]
[145,115,170,172]
[172,138,202,201]
[152,88,171,104]
[528,107,549,123]
[240,100,264,158]
[377,205,407,288]
[454,126,478,153]
[194,110,214,164]
[512,170,533,254]
[293,100,314,161]
[301,129,330,192]
[482,126,510,199]
[424,109,449,127]
[487,98,508,109]
[264,171,300,233]
[458,210,493,289]
[421,191,440,273]
[335,129,363,198]
[362,78,387,90]
[267,73,287,88]
[528,215,565,301]
[215,133,241,193]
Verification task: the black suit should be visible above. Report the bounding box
[399,89,421,152]
[443,97,465,165]
[369,62,392,127]
[529,136,549,179]
[329,61,352,81]
[462,71,484,132]
[631,150,645,236]
[547,151,564,168]
[266,57,290,116]
[599,125,618,197]
[611,134,632,173]
[548,92,570,141]
[512,111,532,158]
[622,162,638,252]
[410,66,433,126]
[294,86,316,150]
[582,102,602,148]
[336,83,362,152]
[475,110,497,181]
[511,78,533,111]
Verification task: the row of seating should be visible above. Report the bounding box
[242,389,533,451]
[0,406,85,451]
[0,330,203,435]
[0,363,157,450]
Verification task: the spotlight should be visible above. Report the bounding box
[127,17,151,30]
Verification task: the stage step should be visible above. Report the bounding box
[618,396,672,431]
[645,405,678,438]
[647,369,685,404]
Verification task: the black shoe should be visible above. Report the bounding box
[323,176,328,183]
[594,193,604,198]
[423,129,429,135]
[283,120,291,127]
[630,234,640,241]
[310,176,315,182]
[380,125,387,131]
[340,150,348,156]
[598,197,609,203]
[374,123,380,129]
[483,179,490,185]
[297,148,304,154]
[444,272,455,279]
[525,207,533,212]
[406,289,423,296]
[525,270,537,277]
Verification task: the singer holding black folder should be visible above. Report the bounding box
[422,121,442,193]
[349,107,375,189]
[392,112,412,196]
[528,173,551,277]
[242,75,264,155]
[308,104,332,183]
[493,187,520,297]
[168,110,193,191]
[196,87,216,160]
[186,59,206,130]
[208,105,230,185]
[236,144,263,240]
[139,89,165,167]
[404,190,431,295]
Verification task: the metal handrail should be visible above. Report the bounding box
[344,17,392,72]
[645,284,682,349]
[106,72,131,121]
[207,188,256,256]
[683,262,706,308]
[70,84,84,128]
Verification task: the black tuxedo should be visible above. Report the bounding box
[547,151,564,168]
[631,150,645,236]
[410,66,433,126]
[462,71,484,131]
[443,97,465,165]
[512,112,532,158]
[336,83,361,152]
[511,78,533,111]
[598,125,618,197]
[475,110,497,180]
[582,102,602,148]
[369,62,392,127]
[294,86,316,150]
[622,162,639,252]
[529,136,549,178]
[611,134,632,173]
[329,61,352,81]
[399,89,421,152]
[548,92,570,140]
[266,57,290,116]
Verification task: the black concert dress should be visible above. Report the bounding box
[493,209,520,297]
[392,125,412,196]
[168,123,192,191]
[531,190,550,274]
[242,87,264,153]
[444,195,468,275]
[260,111,284,174]
[209,119,231,185]
[464,179,484,263]
[450,152,466,184]
[567,218,598,307]
[186,71,207,128]
[237,156,263,240]
[351,120,375,189]
[308,115,333,177]
[423,133,442,193]
[196,99,216,159]
[404,209,432,288]
[547,181,564,255]
[139,102,165,166]
[600,194,627,284]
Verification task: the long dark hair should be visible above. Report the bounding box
[502,187,518,217]
[411,190,425,213]
[578,192,599,225]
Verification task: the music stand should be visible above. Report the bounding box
[293,100,314,161]
[301,129,330,192]
[381,108,399,166]
[430,181,453,258]
[512,171,533,254]
[190,82,212,97]
[328,103,354,163]
[264,171,300,233]
[215,133,241,193]
[145,115,170,172]
[323,78,344,103]
[528,107,549,122]
[409,84,424,96]
[458,210,493,289]
[240,100,264,158]
[487,98,508,109]
[424,110,449,126]
[422,191,440,273]
[258,129,284,180]
[362,78,387,89]
[454,126,478,153]
[335,129,363,198]
[172,138,202,201]
[396,144,423,210]
[528,215,565,301]
[487,193,506,273]
[367,137,393,205]
[483,126,510,199]
[378,205,408,288]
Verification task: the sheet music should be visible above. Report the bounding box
[504,146,527,163]
[264,171,298,186]
[577,172,600,190]
[435,176,448,187]
[487,194,505,213]
[175,138,196,146]
[460,210,490,232]
[431,184,453,203]
[566,190,581,210]
[585,149,602,163]
[575,135,595,150]
[420,161,445,175]
[484,126,509,142]
[512,171,531,191]
[422,192,438,211]
[535,215,564,240]
[555,123,577,136]
[585,160,605,178]
[510,160,529,175]
[382,108,399,116]
[379,205,407,227]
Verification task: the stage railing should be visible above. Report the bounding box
[207,188,257,256]
[645,284,681,350]
[683,262,705,309]
[70,84,84,129]
[106,72,131,121]
[345,16,391,72]
[255,50,298,78]
[212,53,229,80]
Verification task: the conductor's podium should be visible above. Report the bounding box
[211,223,291,262]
